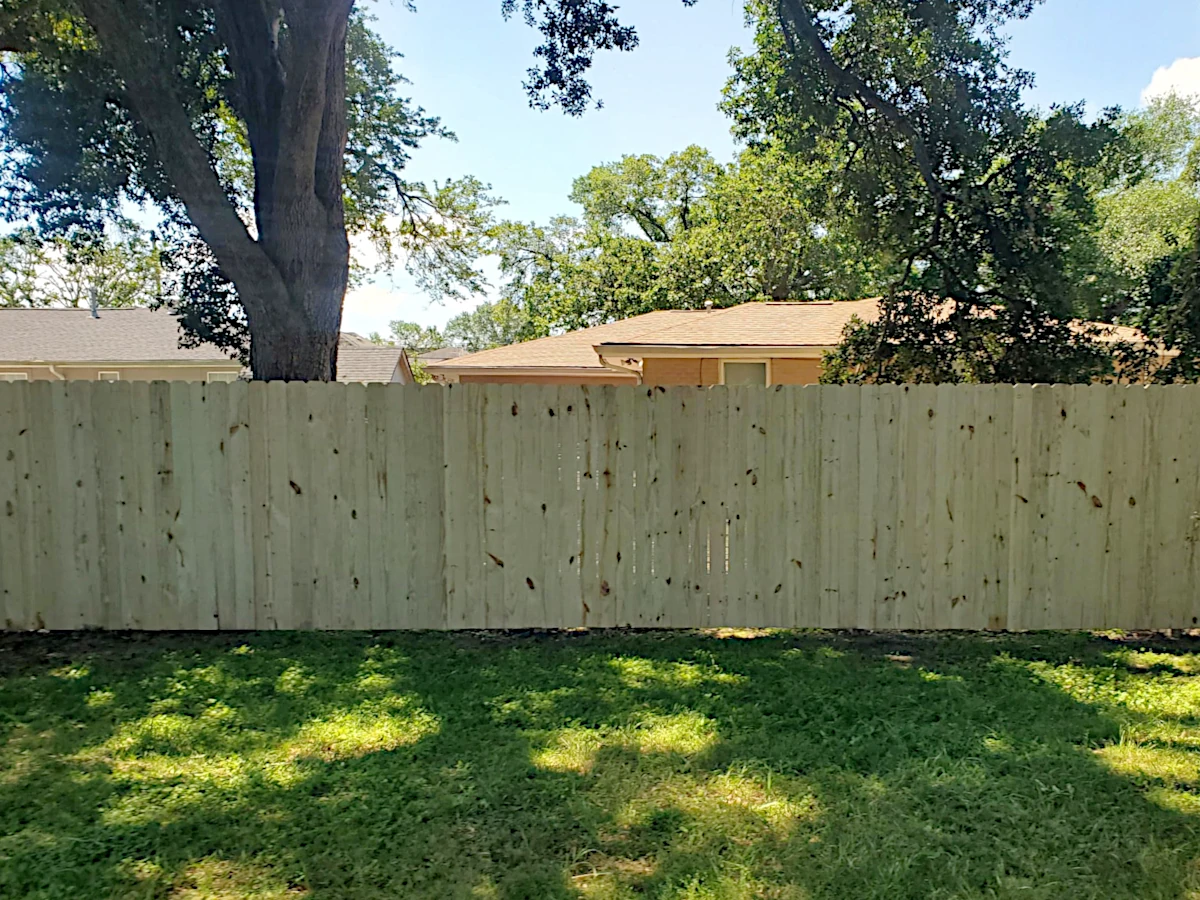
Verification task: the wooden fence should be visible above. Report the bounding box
[1,381,1198,631]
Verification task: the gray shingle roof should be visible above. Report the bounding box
[336,347,406,383]
[0,307,234,363]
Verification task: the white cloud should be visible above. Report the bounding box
[1142,57,1200,106]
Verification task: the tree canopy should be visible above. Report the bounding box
[489,142,890,337]
[0,0,660,379]
[3,0,1198,384]
[713,0,1139,383]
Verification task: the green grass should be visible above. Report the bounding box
[3,629,1200,899]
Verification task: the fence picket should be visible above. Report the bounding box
[3,382,1200,632]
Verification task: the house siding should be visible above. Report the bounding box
[643,356,824,386]
[643,357,709,385]
[770,358,823,385]
[0,363,243,382]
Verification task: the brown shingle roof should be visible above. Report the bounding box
[418,346,469,362]
[420,299,1160,375]
[429,310,705,370]
[600,300,882,348]
[0,307,235,363]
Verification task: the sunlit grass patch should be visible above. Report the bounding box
[1098,741,1200,789]
[5,629,1200,899]
[167,857,302,899]
[532,710,719,773]
[281,703,439,762]
[608,656,745,689]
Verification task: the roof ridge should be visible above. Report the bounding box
[433,309,710,368]
[611,303,741,344]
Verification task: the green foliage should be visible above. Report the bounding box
[4,629,1200,898]
[376,300,530,361]
[0,4,498,352]
[819,296,1145,384]
[152,227,249,362]
[380,320,446,355]
[491,143,891,334]
[444,298,531,351]
[720,0,1129,382]
[1123,219,1200,382]
[0,223,161,309]
[1071,94,1200,381]
[1097,96,1200,292]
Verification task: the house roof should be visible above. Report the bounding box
[336,346,412,383]
[426,300,1155,376]
[426,310,706,371]
[418,346,469,362]
[339,332,378,348]
[598,301,883,350]
[0,307,237,364]
[0,308,416,381]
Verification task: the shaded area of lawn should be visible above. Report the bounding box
[3,629,1200,899]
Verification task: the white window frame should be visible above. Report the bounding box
[718,358,772,387]
[0,372,29,382]
[97,371,121,382]
[206,371,240,384]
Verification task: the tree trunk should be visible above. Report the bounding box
[250,315,340,381]
[247,217,349,381]
[78,0,355,382]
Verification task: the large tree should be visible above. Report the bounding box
[1093,95,1200,381]
[0,0,646,379]
[491,142,888,335]
[719,0,1134,383]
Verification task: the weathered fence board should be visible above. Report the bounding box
[2,381,1199,631]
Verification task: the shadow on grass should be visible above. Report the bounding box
[1,629,1199,899]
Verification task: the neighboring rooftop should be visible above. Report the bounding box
[427,310,705,372]
[596,300,881,350]
[417,347,469,363]
[427,299,1155,377]
[0,308,412,382]
[0,307,234,364]
[339,332,378,348]
[337,346,412,383]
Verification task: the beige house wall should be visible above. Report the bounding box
[0,363,242,382]
[0,365,54,381]
[643,355,825,386]
[770,358,823,385]
[643,357,709,385]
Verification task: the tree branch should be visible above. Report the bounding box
[273,0,353,202]
[213,0,286,138]
[76,0,287,318]
[775,0,945,202]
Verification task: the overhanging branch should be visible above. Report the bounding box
[75,0,287,317]
[775,0,945,203]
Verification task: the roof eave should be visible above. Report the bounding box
[426,365,636,377]
[0,359,241,367]
[595,344,834,358]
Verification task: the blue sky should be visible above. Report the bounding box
[342,0,1200,337]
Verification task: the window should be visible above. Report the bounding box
[97,371,120,382]
[721,361,769,386]
[207,372,240,384]
[0,372,29,382]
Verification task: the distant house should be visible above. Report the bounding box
[0,309,412,383]
[336,345,413,384]
[417,347,468,367]
[424,300,1158,386]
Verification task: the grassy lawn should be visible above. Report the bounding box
[3,630,1200,899]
